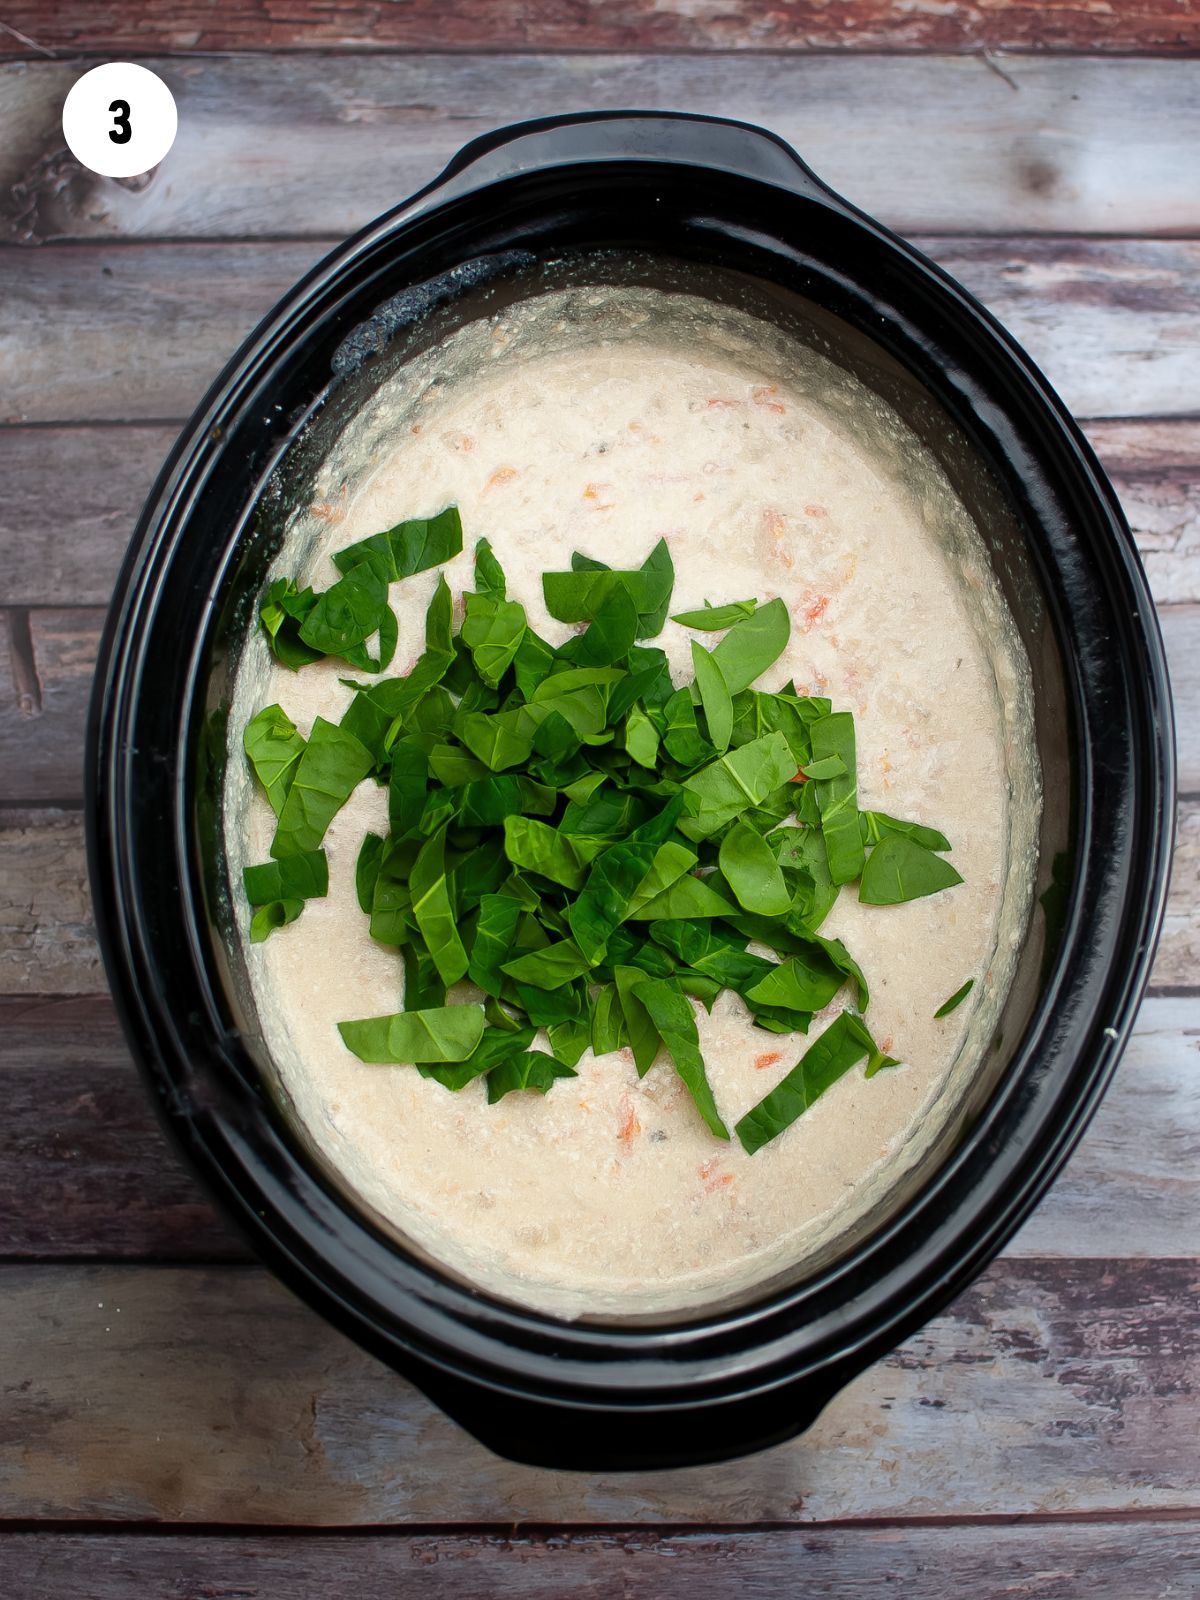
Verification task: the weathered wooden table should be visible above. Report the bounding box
[1,4,1197,1594]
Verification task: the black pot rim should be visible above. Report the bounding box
[87,111,1175,1461]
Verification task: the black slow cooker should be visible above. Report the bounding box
[87,113,1174,1470]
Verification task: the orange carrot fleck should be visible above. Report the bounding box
[755,1051,783,1071]
[802,594,830,630]
[706,397,738,409]
[752,385,786,414]
[804,503,828,518]
[486,466,517,490]
[618,1094,641,1149]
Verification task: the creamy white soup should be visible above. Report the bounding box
[225,283,1039,1318]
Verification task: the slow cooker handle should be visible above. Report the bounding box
[420,110,850,212]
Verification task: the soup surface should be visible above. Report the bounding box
[225,283,1039,1317]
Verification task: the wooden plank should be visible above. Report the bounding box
[2,1525,1198,1600]
[5,603,1191,808]
[5,420,1200,609]
[1161,606,1199,794]
[926,238,1200,421]
[0,1257,1197,1522]
[3,0,1196,56]
[0,426,174,607]
[3,239,1199,427]
[0,994,1192,1263]
[1161,798,1200,990]
[976,993,1200,1258]
[0,996,243,1261]
[5,56,1200,243]
[1093,420,1200,607]
[0,242,311,427]
[0,810,104,995]
[0,608,101,803]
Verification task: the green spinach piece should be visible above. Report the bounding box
[679,731,796,840]
[338,1003,486,1064]
[461,589,527,687]
[709,596,790,694]
[633,977,729,1140]
[691,640,734,753]
[501,939,593,990]
[743,950,844,1014]
[420,1022,537,1091]
[809,712,865,885]
[860,834,964,905]
[244,703,307,818]
[249,899,305,942]
[671,598,758,629]
[735,1011,888,1154]
[935,978,975,1017]
[332,505,463,581]
[467,894,524,998]
[271,717,373,858]
[243,849,328,907]
[408,824,469,985]
[613,965,661,1077]
[486,1050,577,1103]
[862,810,953,853]
[503,816,606,890]
[259,578,323,670]
[718,819,791,915]
[542,538,674,637]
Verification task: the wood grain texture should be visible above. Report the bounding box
[0,608,99,803]
[0,996,1193,1262]
[0,242,309,427]
[2,1525,1199,1600]
[6,55,1200,242]
[3,238,1200,427]
[0,426,173,606]
[0,810,104,995]
[6,420,1199,609]
[1162,800,1199,988]
[0,996,243,1260]
[1094,420,1200,607]
[3,0,1197,56]
[0,1257,1197,1523]
[1160,606,1199,793]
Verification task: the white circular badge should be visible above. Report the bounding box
[62,63,178,179]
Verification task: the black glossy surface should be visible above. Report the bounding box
[87,113,1174,1471]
